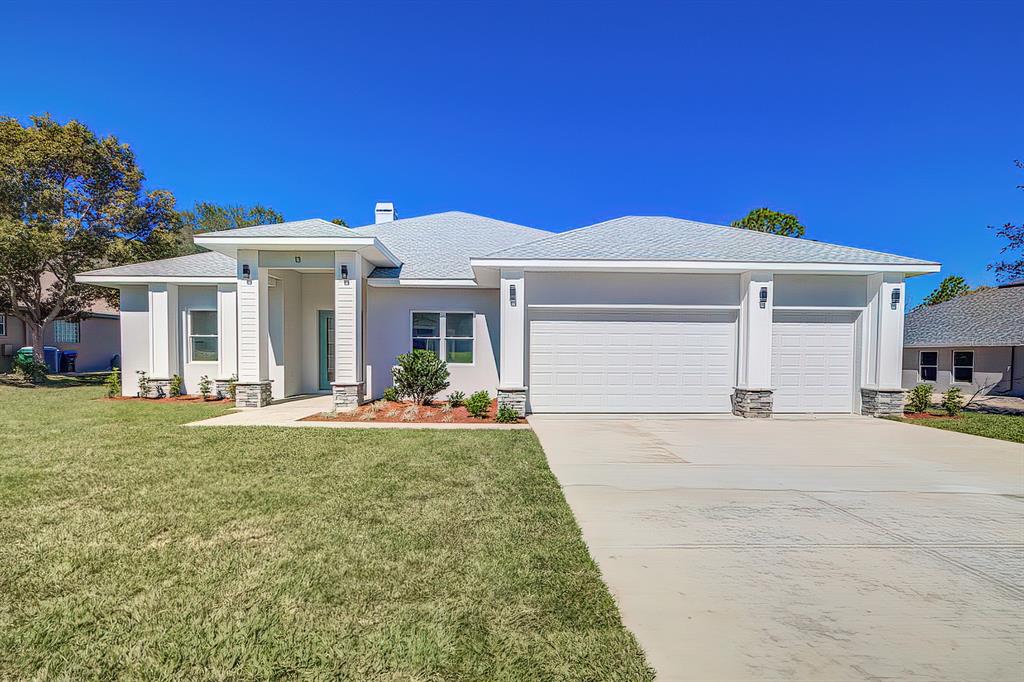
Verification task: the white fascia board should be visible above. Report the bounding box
[904,341,1020,348]
[367,278,483,288]
[194,236,402,267]
[528,303,740,310]
[470,259,941,276]
[76,275,236,286]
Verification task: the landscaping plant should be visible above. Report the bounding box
[12,355,47,384]
[906,383,933,413]
[381,386,400,403]
[465,390,491,419]
[391,350,450,405]
[169,374,184,398]
[495,404,519,424]
[104,367,121,397]
[226,373,238,400]
[942,387,964,417]
[198,375,212,400]
[448,390,466,407]
[135,371,151,398]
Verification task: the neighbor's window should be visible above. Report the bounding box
[53,319,80,344]
[189,310,218,362]
[952,350,974,383]
[411,311,474,364]
[0,313,5,336]
[919,351,938,382]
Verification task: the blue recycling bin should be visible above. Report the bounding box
[60,350,79,373]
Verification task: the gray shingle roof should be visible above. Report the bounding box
[350,211,550,279]
[904,284,1024,347]
[483,216,937,265]
[77,251,237,278]
[198,218,357,239]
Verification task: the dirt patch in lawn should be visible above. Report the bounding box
[302,398,525,424]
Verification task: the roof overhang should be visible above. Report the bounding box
[194,235,402,268]
[367,278,483,288]
[76,274,236,286]
[470,258,942,277]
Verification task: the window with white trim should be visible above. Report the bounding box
[411,311,474,364]
[919,351,937,382]
[53,319,80,344]
[189,310,218,362]
[0,314,6,337]
[952,350,974,383]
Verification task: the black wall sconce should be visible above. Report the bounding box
[759,286,768,309]
[340,265,349,282]
[891,288,900,310]
[510,284,517,307]
[294,255,302,264]
[242,264,251,282]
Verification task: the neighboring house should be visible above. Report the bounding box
[902,281,1024,397]
[76,203,939,417]
[0,273,120,373]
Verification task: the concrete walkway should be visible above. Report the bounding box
[529,414,1024,681]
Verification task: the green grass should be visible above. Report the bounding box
[0,381,652,680]
[889,409,1024,443]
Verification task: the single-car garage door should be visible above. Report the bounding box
[772,311,857,413]
[528,309,738,413]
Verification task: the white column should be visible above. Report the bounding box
[148,283,179,378]
[235,249,269,383]
[736,271,774,389]
[873,273,905,389]
[217,283,238,380]
[333,251,362,385]
[499,269,526,388]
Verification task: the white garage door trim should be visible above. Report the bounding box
[772,311,858,414]
[528,308,738,413]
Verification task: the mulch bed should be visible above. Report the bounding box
[105,396,233,404]
[902,411,961,420]
[302,398,525,424]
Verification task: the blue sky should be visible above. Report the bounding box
[2,1,1021,304]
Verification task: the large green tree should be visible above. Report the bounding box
[0,115,179,363]
[988,160,1023,282]
[176,202,285,253]
[731,207,806,238]
[922,275,971,306]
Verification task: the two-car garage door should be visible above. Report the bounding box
[528,309,738,413]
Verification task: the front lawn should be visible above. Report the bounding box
[0,381,652,680]
[889,409,1024,443]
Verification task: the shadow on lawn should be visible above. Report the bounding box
[0,372,110,389]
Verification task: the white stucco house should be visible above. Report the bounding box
[76,203,940,417]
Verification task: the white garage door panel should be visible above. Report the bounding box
[529,309,738,413]
[772,311,856,413]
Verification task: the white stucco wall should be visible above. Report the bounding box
[527,272,741,306]
[365,286,501,399]
[118,286,150,396]
[774,275,869,308]
[902,345,1023,396]
[301,273,334,394]
[177,285,219,394]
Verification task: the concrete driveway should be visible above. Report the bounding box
[529,415,1024,681]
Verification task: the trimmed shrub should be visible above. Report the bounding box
[104,367,121,397]
[495,405,519,423]
[136,370,151,398]
[12,354,48,384]
[382,386,400,403]
[391,350,450,405]
[169,374,184,398]
[199,375,212,400]
[465,390,491,419]
[906,383,933,413]
[448,390,466,408]
[941,387,963,417]
[226,374,238,400]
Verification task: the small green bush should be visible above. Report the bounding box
[906,383,933,413]
[448,390,466,407]
[465,390,491,419]
[199,375,212,400]
[12,355,48,384]
[104,367,121,397]
[226,374,238,400]
[495,404,519,423]
[942,387,963,417]
[136,370,151,398]
[169,374,184,398]
[392,350,450,405]
[382,386,401,402]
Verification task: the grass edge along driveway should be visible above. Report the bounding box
[0,379,653,680]
[887,409,1024,444]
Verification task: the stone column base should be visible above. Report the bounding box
[732,388,773,418]
[332,382,365,412]
[148,378,172,399]
[235,381,273,408]
[214,379,233,400]
[860,388,905,417]
[497,387,527,417]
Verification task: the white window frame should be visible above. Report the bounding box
[187,308,219,363]
[952,349,974,384]
[919,350,938,383]
[53,319,80,344]
[409,311,475,366]
[0,313,6,337]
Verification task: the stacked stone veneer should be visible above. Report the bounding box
[147,378,172,399]
[214,379,233,400]
[860,388,905,417]
[332,382,364,412]
[497,388,528,417]
[235,381,272,408]
[732,388,773,418]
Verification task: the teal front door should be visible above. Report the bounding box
[318,310,334,391]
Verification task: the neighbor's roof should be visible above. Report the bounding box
[482,216,937,266]
[904,283,1024,347]
[351,211,550,279]
[197,218,357,239]
[77,251,238,279]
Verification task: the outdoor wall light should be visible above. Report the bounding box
[891,289,901,310]
[510,284,517,307]
[242,264,251,282]
[341,265,349,282]
[294,255,302,264]
[759,286,768,309]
